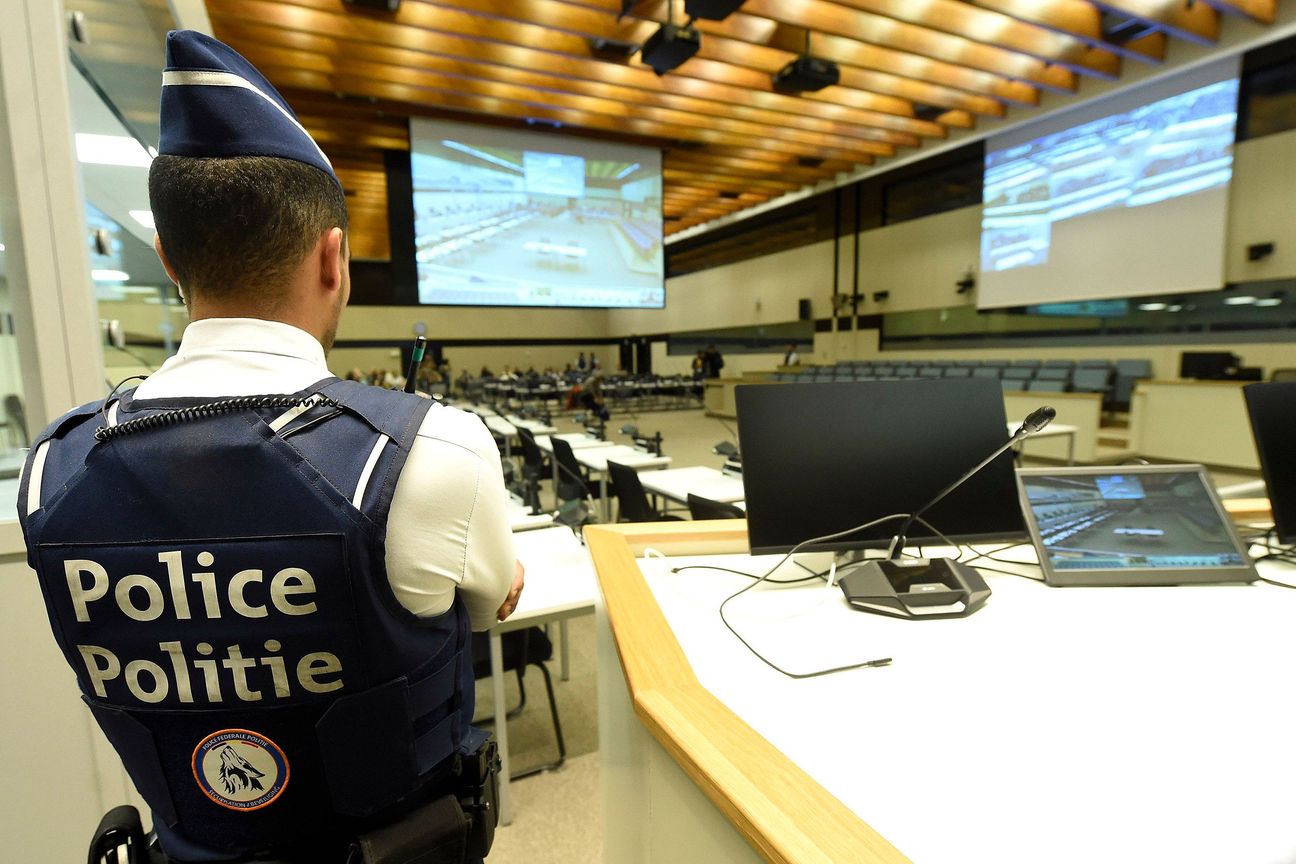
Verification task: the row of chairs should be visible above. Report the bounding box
[513,426,741,524]
[775,359,1153,408]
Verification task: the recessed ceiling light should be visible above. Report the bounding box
[75,133,152,168]
[91,269,130,282]
[1254,297,1282,307]
[1167,304,1183,312]
[1138,302,1167,311]
[0,243,6,252]
[1224,295,1257,305]
[129,210,155,229]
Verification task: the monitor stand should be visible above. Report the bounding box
[834,552,990,620]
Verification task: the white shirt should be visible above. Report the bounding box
[129,318,515,631]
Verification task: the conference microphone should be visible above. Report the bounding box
[837,405,1055,620]
[403,336,427,394]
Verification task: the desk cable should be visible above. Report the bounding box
[675,513,912,680]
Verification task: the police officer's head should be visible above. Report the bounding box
[148,32,350,351]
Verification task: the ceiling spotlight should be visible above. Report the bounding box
[1255,295,1283,307]
[685,0,745,19]
[1224,295,1257,305]
[1138,302,1168,311]
[772,30,839,93]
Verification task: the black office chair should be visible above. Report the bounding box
[687,493,744,520]
[472,628,565,780]
[549,437,592,502]
[606,460,682,522]
[515,427,551,510]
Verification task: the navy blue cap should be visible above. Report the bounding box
[158,30,338,187]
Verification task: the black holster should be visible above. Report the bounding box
[351,738,500,864]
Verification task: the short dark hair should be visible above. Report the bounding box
[148,155,348,305]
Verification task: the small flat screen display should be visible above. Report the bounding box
[1018,467,1252,581]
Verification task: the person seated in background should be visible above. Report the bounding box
[576,373,610,422]
[345,367,365,382]
[783,343,800,366]
[479,365,494,378]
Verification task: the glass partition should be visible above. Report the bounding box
[0,51,31,510]
[65,1,183,387]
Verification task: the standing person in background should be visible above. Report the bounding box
[590,355,601,372]
[704,344,725,379]
[19,31,518,864]
[576,351,588,372]
[691,350,706,398]
[783,343,800,366]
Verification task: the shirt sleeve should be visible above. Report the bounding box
[384,405,516,631]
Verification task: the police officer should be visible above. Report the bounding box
[19,31,520,864]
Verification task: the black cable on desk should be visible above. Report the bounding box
[711,513,905,680]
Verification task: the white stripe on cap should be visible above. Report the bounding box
[161,69,333,170]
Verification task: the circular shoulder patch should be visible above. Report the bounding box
[192,729,290,811]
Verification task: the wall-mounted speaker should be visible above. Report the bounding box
[1248,242,1275,261]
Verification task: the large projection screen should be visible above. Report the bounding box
[409,118,664,308]
[979,60,1240,309]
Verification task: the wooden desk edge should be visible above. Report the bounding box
[584,522,911,864]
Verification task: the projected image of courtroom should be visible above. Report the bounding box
[410,120,663,308]
[981,78,1238,274]
[1023,471,1246,571]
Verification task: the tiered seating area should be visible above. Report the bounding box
[773,358,1153,411]
[466,372,699,414]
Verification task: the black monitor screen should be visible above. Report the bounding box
[735,379,1027,555]
[1244,381,1296,544]
[1180,351,1237,380]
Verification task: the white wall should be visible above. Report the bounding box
[1225,127,1296,283]
[609,239,835,336]
[856,206,981,315]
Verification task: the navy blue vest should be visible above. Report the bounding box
[19,378,479,860]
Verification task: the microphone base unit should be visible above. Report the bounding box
[837,557,990,620]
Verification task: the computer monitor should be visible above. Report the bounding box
[1015,464,1255,586]
[1244,381,1296,544]
[734,378,1027,555]
[1179,351,1238,380]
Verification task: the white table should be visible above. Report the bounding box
[621,541,1296,863]
[490,526,597,825]
[535,433,615,493]
[1010,421,1078,464]
[506,499,555,532]
[638,465,746,510]
[574,445,673,520]
[506,416,557,436]
[485,415,557,459]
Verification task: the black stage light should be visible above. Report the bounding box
[772,55,841,92]
[640,23,701,76]
[685,0,746,20]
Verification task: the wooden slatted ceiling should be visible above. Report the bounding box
[205,0,1279,249]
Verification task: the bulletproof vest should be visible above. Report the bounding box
[19,378,477,859]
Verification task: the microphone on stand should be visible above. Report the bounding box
[838,406,1056,620]
[403,337,427,394]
